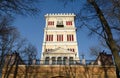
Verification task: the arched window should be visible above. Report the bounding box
[57,57,62,65]
[63,57,67,65]
[69,57,74,65]
[56,18,64,27]
[52,57,56,65]
[45,57,50,65]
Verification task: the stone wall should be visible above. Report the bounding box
[2,65,117,78]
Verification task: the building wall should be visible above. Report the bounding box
[41,13,79,62]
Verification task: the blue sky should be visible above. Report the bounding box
[13,0,99,60]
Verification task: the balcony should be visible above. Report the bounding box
[56,25,64,27]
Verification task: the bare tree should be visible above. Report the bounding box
[0,0,40,16]
[0,16,17,73]
[90,46,101,57]
[87,0,120,74]
[60,0,120,77]
[89,38,111,58]
[21,43,37,78]
[0,1,39,77]
[0,15,38,77]
[23,43,37,61]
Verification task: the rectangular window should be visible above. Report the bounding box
[48,21,54,26]
[57,21,63,25]
[67,34,74,41]
[72,49,75,52]
[57,34,63,41]
[46,35,53,41]
[66,21,72,26]
[68,48,75,52]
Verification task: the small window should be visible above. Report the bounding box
[45,49,52,52]
[48,21,54,26]
[45,57,50,65]
[66,21,72,26]
[57,21,63,25]
[73,49,75,52]
[68,48,75,52]
[56,21,64,27]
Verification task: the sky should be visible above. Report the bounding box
[13,0,100,60]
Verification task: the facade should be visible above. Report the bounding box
[41,13,79,65]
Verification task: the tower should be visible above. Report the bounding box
[41,13,79,65]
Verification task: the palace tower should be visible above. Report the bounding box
[1,13,117,78]
[41,13,79,65]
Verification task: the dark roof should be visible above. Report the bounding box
[94,52,114,65]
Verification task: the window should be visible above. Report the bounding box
[57,34,63,41]
[69,57,74,64]
[73,49,75,52]
[57,21,63,25]
[57,57,62,65]
[56,21,64,27]
[52,57,56,65]
[68,48,75,52]
[67,34,74,41]
[45,49,52,52]
[66,21,72,25]
[46,35,53,41]
[45,57,50,65]
[48,21,54,26]
[63,57,67,65]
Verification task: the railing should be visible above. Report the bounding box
[20,60,96,65]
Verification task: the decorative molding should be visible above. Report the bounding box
[45,13,75,17]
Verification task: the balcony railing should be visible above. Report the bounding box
[19,60,96,65]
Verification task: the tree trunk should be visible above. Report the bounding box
[88,0,120,74]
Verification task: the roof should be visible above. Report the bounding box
[45,13,75,17]
[94,52,114,65]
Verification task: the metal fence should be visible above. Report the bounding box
[20,60,96,65]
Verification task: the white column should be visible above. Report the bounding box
[44,29,47,42]
[56,57,58,65]
[74,30,77,42]
[55,57,57,65]
[53,31,57,42]
[67,57,69,65]
[61,57,63,65]
[64,31,67,42]
[49,56,52,65]
[54,31,57,49]
[64,31,67,49]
